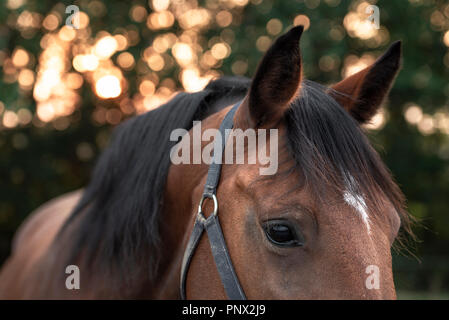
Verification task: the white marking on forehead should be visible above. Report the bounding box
[343,173,371,234]
[344,191,371,234]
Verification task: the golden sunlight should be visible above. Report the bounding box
[95,36,118,59]
[95,75,122,99]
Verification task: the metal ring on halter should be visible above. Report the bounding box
[198,193,218,217]
[180,102,246,300]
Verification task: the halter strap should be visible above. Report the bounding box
[180,102,246,300]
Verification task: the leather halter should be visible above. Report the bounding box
[180,102,246,300]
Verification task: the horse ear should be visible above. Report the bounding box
[244,25,304,128]
[329,41,402,124]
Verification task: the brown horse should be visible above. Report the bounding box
[0,26,412,299]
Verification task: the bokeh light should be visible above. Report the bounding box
[344,2,378,40]
[12,48,29,67]
[293,14,310,30]
[0,0,446,139]
[95,75,122,99]
[94,36,118,59]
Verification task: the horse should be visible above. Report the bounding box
[0,25,413,299]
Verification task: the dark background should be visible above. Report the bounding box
[0,0,448,298]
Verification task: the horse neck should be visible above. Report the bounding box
[151,106,230,298]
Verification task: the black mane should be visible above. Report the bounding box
[62,76,410,284]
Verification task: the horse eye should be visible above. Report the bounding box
[263,220,304,247]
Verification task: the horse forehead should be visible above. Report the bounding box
[232,161,295,193]
[230,166,398,247]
